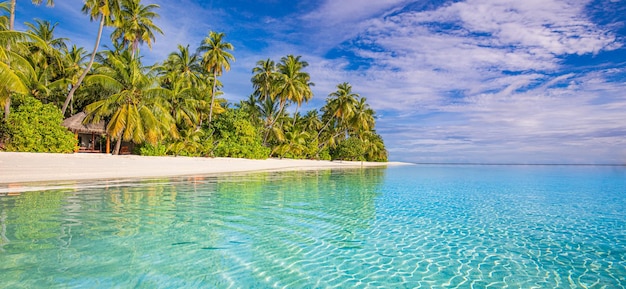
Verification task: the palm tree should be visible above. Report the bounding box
[349,96,375,135]
[25,19,66,50]
[302,110,322,134]
[8,0,54,32]
[197,31,234,125]
[0,43,29,119]
[111,0,162,58]
[24,19,66,96]
[0,31,50,119]
[84,49,174,154]
[272,127,309,158]
[275,55,313,125]
[251,58,277,101]
[319,82,358,140]
[152,72,201,129]
[61,0,120,115]
[0,2,9,30]
[3,0,53,118]
[60,45,88,114]
[161,44,202,87]
[236,94,262,127]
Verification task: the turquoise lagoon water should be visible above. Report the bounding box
[0,165,625,288]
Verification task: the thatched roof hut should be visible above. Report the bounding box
[63,112,110,153]
[62,112,106,135]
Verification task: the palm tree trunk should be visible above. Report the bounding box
[114,138,122,155]
[316,117,334,140]
[262,119,272,145]
[207,70,217,125]
[61,13,105,116]
[4,0,15,120]
[263,100,287,145]
[3,99,9,121]
[292,106,299,127]
[9,0,15,30]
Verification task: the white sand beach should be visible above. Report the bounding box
[0,152,408,186]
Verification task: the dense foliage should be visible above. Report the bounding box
[3,95,75,152]
[0,0,388,161]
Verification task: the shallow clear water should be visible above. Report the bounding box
[1,165,625,288]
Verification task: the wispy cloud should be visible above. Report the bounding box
[16,0,626,163]
[307,0,626,163]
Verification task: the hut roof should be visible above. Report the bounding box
[62,112,106,135]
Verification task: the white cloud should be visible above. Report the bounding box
[17,0,626,163]
[322,0,626,163]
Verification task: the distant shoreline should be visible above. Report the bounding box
[0,152,410,191]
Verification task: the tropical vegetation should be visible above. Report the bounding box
[0,0,387,161]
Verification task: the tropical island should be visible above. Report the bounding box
[0,0,388,163]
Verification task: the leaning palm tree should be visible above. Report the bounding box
[61,0,120,115]
[197,31,234,125]
[60,45,88,114]
[111,0,162,58]
[84,49,175,154]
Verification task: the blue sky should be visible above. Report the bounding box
[15,0,626,164]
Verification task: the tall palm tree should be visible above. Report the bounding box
[302,110,322,134]
[8,0,53,32]
[152,72,201,129]
[349,96,375,135]
[275,55,313,125]
[251,58,277,101]
[197,31,234,125]
[0,2,9,30]
[111,0,162,58]
[84,49,174,154]
[4,0,53,118]
[161,44,202,87]
[61,0,120,115]
[25,19,66,50]
[0,30,49,119]
[319,82,358,140]
[0,43,29,119]
[24,19,66,88]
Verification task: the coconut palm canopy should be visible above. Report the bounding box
[2,0,388,161]
[62,111,105,135]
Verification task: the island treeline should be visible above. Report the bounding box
[0,0,387,162]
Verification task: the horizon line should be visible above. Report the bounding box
[402,162,626,166]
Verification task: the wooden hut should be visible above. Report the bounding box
[62,112,110,153]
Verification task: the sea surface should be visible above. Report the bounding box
[0,165,625,288]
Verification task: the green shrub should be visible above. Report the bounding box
[212,110,269,159]
[137,142,168,156]
[5,95,76,153]
[332,136,366,161]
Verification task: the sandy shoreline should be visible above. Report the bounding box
[0,152,409,187]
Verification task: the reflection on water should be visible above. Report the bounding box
[1,165,625,288]
[0,169,386,288]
